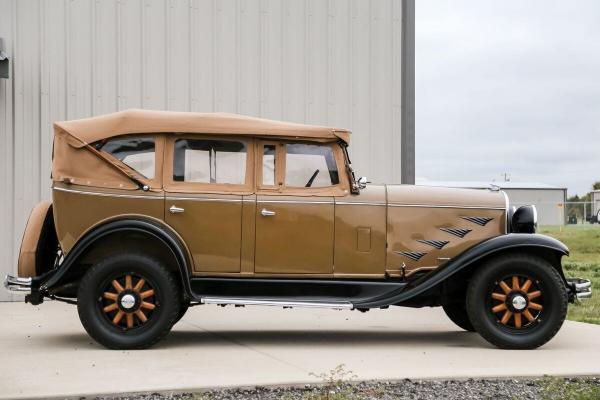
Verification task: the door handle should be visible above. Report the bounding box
[169,205,185,214]
[260,208,276,217]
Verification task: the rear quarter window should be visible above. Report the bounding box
[97,137,156,179]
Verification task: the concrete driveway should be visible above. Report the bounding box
[1,301,599,399]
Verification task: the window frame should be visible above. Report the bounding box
[256,139,348,196]
[94,134,164,190]
[163,134,255,194]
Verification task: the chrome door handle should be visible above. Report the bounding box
[169,205,185,214]
[260,208,276,217]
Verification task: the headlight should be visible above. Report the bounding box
[511,205,537,233]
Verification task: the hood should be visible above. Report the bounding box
[386,184,507,210]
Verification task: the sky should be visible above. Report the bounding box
[416,1,600,196]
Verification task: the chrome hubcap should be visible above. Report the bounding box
[511,295,527,311]
[120,294,136,310]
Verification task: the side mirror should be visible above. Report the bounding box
[357,176,368,189]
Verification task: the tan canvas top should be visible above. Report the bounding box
[52,109,351,191]
[54,109,350,147]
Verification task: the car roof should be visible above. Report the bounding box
[54,109,351,147]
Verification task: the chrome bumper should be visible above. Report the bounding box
[3,275,32,293]
[567,278,592,300]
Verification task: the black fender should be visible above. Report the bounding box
[355,233,569,308]
[40,218,193,298]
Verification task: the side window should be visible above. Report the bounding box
[98,137,155,179]
[173,138,247,185]
[285,143,339,188]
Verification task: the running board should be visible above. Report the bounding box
[201,297,354,310]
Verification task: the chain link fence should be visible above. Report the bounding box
[564,201,599,225]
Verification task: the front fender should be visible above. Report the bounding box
[355,233,569,308]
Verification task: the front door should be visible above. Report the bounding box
[164,135,253,273]
[254,141,339,275]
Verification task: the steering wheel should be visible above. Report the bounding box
[305,169,320,187]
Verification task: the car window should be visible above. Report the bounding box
[98,137,155,179]
[262,144,277,186]
[173,138,247,184]
[285,143,339,188]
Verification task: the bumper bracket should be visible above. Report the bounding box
[566,278,592,301]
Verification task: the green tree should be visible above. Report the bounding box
[593,181,600,191]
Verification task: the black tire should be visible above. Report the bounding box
[175,300,190,324]
[442,301,475,332]
[77,253,181,349]
[466,253,568,349]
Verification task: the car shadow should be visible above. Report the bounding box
[41,329,489,350]
[159,328,488,349]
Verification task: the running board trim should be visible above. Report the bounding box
[201,297,354,310]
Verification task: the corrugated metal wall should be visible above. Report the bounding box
[0,0,410,301]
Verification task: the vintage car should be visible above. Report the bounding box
[5,109,592,350]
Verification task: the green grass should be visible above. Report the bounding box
[539,225,600,324]
[539,376,600,400]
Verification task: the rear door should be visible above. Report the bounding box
[164,135,253,273]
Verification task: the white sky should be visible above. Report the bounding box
[416,1,600,196]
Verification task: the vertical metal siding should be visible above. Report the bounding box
[0,0,406,301]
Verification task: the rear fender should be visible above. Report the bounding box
[18,201,59,278]
[40,218,193,297]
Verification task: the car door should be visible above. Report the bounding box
[164,135,254,273]
[254,141,339,275]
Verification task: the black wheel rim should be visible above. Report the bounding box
[488,274,544,331]
[98,273,159,331]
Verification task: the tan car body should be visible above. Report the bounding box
[11,109,587,351]
[35,109,508,282]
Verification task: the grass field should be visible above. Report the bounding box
[539,225,600,324]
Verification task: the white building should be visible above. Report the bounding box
[417,180,567,226]
[592,191,600,219]
[0,0,415,301]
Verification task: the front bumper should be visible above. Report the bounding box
[4,274,32,293]
[566,278,592,301]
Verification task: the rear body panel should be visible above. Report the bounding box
[52,184,164,254]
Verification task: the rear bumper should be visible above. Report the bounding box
[566,278,592,301]
[4,275,32,293]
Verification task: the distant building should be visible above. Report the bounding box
[592,191,600,219]
[417,180,567,226]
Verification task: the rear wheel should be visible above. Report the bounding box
[466,254,567,349]
[77,253,181,349]
[442,301,475,332]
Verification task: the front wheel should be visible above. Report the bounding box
[77,253,181,349]
[442,301,475,332]
[466,254,568,349]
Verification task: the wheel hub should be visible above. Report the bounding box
[120,293,137,310]
[511,294,527,311]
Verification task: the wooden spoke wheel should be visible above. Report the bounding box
[100,273,158,330]
[489,275,543,329]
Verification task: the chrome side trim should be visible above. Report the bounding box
[439,228,472,238]
[395,251,427,261]
[53,186,162,200]
[388,203,505,210]
[335,201,386,206]
[461,216,494,226]
[417,239,449,250]
[201,297,353,310]
[167,196,243,203]
[257,200,335,205]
